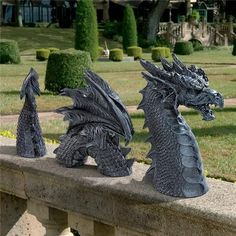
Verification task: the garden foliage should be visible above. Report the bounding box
[109,49,123,61]
[45,49,92,93]
[232,39,236,56]
[36,49,50,61]
[152,47,170,62]
[122,5,138,51]
[127,46,142,60]
[0,39,21,64]
[174,41,194,55]
[75,0,98,61]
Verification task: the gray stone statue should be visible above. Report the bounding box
[139,55,224,198]
[16,68,46,158]
[54,70,134,177]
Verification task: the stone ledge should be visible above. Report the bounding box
[1,136,236,235]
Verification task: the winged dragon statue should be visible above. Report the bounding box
[17,68,46,157]
[54,71,134,177]
[139,55,224,198]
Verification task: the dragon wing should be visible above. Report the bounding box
[84,70,134,143]
[58,71,133,144]
[20,68,40,99]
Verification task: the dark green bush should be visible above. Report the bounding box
[152,47,166,62]
[103,21,122,39]
[75,0,98,61]
[190,39,204,51]
[109,49,123,61]
[98,46,104,57]
[155,36,172,49]
[127,46,142,60]
[0,39,20,64]
[36,49,50,61]
[45,49,92,93]
[138,36,155,49]
[48,47,60,53]
[232,39,236,56]
[174,41,194,55]
[122,5,138,51]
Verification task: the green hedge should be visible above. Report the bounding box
[98,46,104,57]
[75,0,98,61]
[152,47,167,62]
[127,46,142,60]
[109,49,123,61]
[164,47,171,58]
[232,39,236,56]
[48,47,60,53]
[174,41,194,55]
[122,5,138,51]
[0,39,21,64]
[45,49,92,93]
[36,49,50,61]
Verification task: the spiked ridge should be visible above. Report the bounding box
[139,55,224,197]
[55,70,134,177]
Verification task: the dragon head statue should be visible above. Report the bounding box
[140,54,224,121]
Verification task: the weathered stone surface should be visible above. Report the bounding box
[1,136,236,235]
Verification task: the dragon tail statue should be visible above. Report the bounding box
[16,68,46,158]
[139,55,224,198]
[55,70,134,177]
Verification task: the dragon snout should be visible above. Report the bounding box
[212,92,224,109]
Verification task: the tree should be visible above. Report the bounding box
[75,0,98,61]
[16,0,23,27]
[122,4,138,51]
[147,0,169,42]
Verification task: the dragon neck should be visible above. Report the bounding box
[140,82,208,198]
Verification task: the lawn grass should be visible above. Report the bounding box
[1,26,236,182]
[1,52,236,114]
[1,107,235,182]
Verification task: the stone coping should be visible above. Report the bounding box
[0,136,236,232]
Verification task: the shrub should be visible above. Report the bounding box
[155,36,172,49]
[45,49,92,93]
[152,47,166,62]
[36,49,50,61]
[174,41,194,55]
[122,5,138,51]
[190,39,204,51]
[232,39,236,56]
[127,46,142,60]
[164,47,171,58]
[0,39,20,64]
[103,21,122,39]
[48,47,60,53]
[98,46,104,57]
[75,0,98,61]
[109,49,123,61]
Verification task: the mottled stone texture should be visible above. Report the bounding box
[0,137,236,236]
[54,71,134,177]
[139,55,224,198]
[16,68,46,158]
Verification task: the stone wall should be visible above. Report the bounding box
[1,136,236,236]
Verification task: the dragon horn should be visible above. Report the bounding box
[160,57,172,72]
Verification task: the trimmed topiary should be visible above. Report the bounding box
[164,47,171,58]
[75,0,99,61]
[232,39,236,56]
[36,49,50,61]
[98,46,104,57]
[0,39,21,64]
[174,41,194,55]
[45,49,92,93]
[122,5,138,51]
[127,46,142,60]
[48,47,60,53]
[109,49,123,61]
[152,47,166,62]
